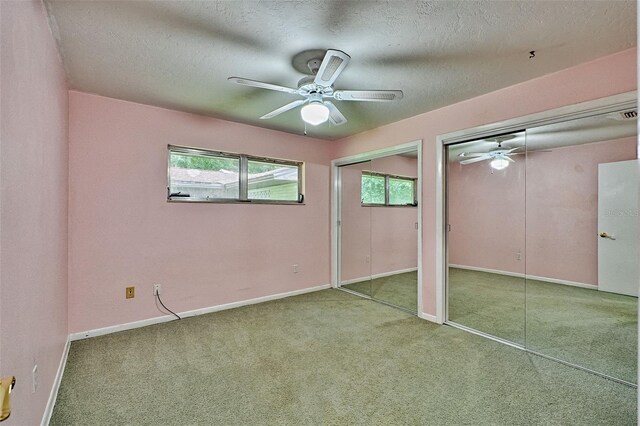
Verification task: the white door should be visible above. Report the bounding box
[597,159,639,297]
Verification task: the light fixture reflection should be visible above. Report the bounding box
[300,101,330,125]
[490,157,509,170]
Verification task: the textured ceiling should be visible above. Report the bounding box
[45,1,636,140]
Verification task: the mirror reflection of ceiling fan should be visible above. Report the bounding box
[458,135,523,170]
[228,49,403,127]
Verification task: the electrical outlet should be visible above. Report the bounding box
[516,252,522,261]
[153,284,161,296]
[126,286,135,299]
[32,364,38,393]
[292,264,299,274]
[365,255,371,264]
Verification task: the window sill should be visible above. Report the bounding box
[361,203,418,208]
[168,198,305,205]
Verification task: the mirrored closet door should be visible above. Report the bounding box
[369,154,419,313]
[446,108,639,384]
[447,132,527,344]
[340,160,372,298]
[338,149,419,314]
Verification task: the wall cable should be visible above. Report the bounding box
[155,293,181,320]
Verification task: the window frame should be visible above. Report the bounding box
[167,145,304,205]
[361,171,417,207]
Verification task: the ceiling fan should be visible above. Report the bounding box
[228,49,403,126]
[458,135,522,170]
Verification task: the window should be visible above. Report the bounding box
[388,177,415,205]
[361,172,386,205]
[361,172,417,207]
[247,159,300,202]
[168,145,303,204]
[169,150,240,200]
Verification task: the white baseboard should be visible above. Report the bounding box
[449,264,598,290]
[419,312,439,323]
[527,274,598,290]
[41,335,71,426]
[70,283,331,341]
[340,267,418,286]
[449,264,524,279]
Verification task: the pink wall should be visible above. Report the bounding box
[340,156,418,281]
[526,138,637,285]
[0,1,69,424]
[68,91,332,333]
[448,138,637,285]
[332,48,637,316]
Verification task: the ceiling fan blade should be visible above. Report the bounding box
[333,90,404,102]
[260,100,306,119]
[228,77,299,95]
[510,149,553,155]
[504,156,516,163]
[324,101,348,126]
[460,156,489,165]
[458,152,486,158]
[314,49,350,87]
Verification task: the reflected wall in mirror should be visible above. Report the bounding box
[370,153,418,312]
[525,111,638,383]
[339,160,372,297]
[447,132,526,344]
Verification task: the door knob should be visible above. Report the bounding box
[599,232,616,240]
[0,376,16,422]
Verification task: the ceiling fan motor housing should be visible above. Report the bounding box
[297,76,334,97]
[307,58,322,74]
[306,92,323,104]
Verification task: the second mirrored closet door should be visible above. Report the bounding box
[447,131,527,345]
[446,108,639,385]
[339,151,419,314]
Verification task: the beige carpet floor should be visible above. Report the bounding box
[51,289,636,425]
[342,271,417,312]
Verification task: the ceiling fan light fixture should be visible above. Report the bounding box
[300,101,330,126]
[490,157,510,170]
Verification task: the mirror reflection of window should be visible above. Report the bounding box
[361,172,385,205]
